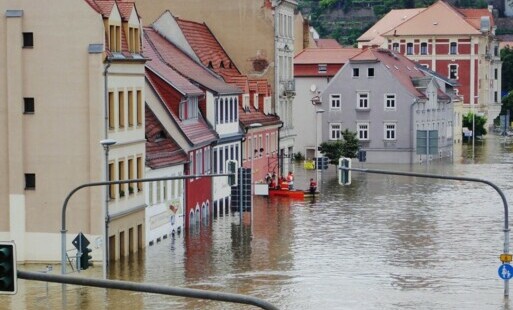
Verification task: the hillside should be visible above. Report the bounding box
[297,0,490,46]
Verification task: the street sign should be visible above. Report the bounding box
[72,232,90,251]
[501,253,513,263]
[498,264,513,280]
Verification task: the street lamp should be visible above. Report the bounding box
[315,109,325,187]
[100,138,116,279]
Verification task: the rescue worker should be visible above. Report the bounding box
[280,176,289,190]
[309,178,317,194]
[287,171,294,190]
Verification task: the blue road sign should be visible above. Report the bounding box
[498,264,513,280]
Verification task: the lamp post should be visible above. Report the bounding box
[315,109,325,186]
[472,96,478,161]
[100,138,116,279]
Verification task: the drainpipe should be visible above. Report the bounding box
[277,121,284,176]
[410,98,418,165]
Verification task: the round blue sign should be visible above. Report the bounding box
[498,264,513,280]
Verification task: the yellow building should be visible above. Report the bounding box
[0,0,146,263]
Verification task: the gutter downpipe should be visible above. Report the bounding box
[277,121,284,177]
[410,98,418,165]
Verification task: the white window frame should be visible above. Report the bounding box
[330,94,341,110]
[384,123,396,140]
[367,67,375,77]
[352,67,360,77]
[449,64,458,79]
[450,41,457,55]
[392,42,399,52]
[357,92,369,110]
[357,122,369,141]
[406,42,414,55]
[420,42,428,55]
[384,93,396,110]
[318,64,327,74]
[329,123,342,140]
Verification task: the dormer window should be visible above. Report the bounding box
[180,96,199,121]
[128,26,140,53]
[155,130,166,141]
[109,25,121,52]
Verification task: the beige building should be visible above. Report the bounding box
[133,0,305,174]
[0,0,146,263]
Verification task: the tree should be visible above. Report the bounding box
[462,112,487,140]
[319,129,360,165]
[501,46,513,94]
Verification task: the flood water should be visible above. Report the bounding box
[5,135,513,309]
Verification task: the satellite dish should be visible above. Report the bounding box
[310,84,317,92]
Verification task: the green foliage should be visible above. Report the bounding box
[319,0,339,9]
[498,92,513,123]
[293,152,305,161]
[462,112,487,139]
[502,46,513,94]
[319,129,360,165]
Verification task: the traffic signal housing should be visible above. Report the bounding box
[226,160,238,186]
[338,157,352,185]
[316,156,329,170]
[80,246,93,270]
[0,241,17,295]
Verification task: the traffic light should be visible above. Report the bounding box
[0,241,17,295]
[80,246,93,270]
[322,156,329,170]
[226,160,238,186]
[338,157,352,185]
[316,156,329,170]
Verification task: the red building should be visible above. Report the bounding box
[359,0,501,126]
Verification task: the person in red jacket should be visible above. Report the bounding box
[309,178,317,194]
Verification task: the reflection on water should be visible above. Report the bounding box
[4,136,513,309]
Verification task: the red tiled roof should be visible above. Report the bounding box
[294,48,361,64]
[93,0,115,17]
[458,8,495,30]
[145,106,188,169]
[175,17,241,76]
[143,32,203,96]
[315,39,342,48]
[146,69,218,147]
[351,48,425,98]
[117,2,134,21]
[145,27,241,95]
[239,104,281,128]
[83,0,101,13]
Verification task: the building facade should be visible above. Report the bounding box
[320,48,456,164]
[0,0,146,263]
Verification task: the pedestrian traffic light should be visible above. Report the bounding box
[226,160,238,186]
[322,156,329,170]
[338,157,351,185]
[80,246,93,270]
[0,241,17,295]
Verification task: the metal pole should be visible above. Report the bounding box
[343,166,510,297]
[103,145,109,279]
[61,174,236,276]
[315,110,319,186]
[19,270,280,310]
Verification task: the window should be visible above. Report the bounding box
[109,25,121,52]
[266,134,270,155]
[23,32,33,48]
[392,42,399,52]
[136,156,143,191]
[449,64,458,79]
[187,97,198,120]
[495,68,498,80]
[136,90,142,126]
[25,173,35,190]
[420,42,428,55]
[118,91,125,128]
[128,90,134,127]
[330,94,341,110]
[128,27,140,53]
[406,42,413,55]
[357,92,369,109]
[109,163,115,199]
[368,68,374,77]
[318,64,327,73]
[108,92,115,129]
[450,42,457,55]
[329,123,342,140]
[357,123,369,140]
[494,46,499,57]
[384,94,396,109]
[196,150,202,175]
[118,160,125,197]
[204,147,210,174]
[384,123,396,140]
[24,98,34,114]
[495,91,498,103]
[352,68,360,77]
[128,158,134,194]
